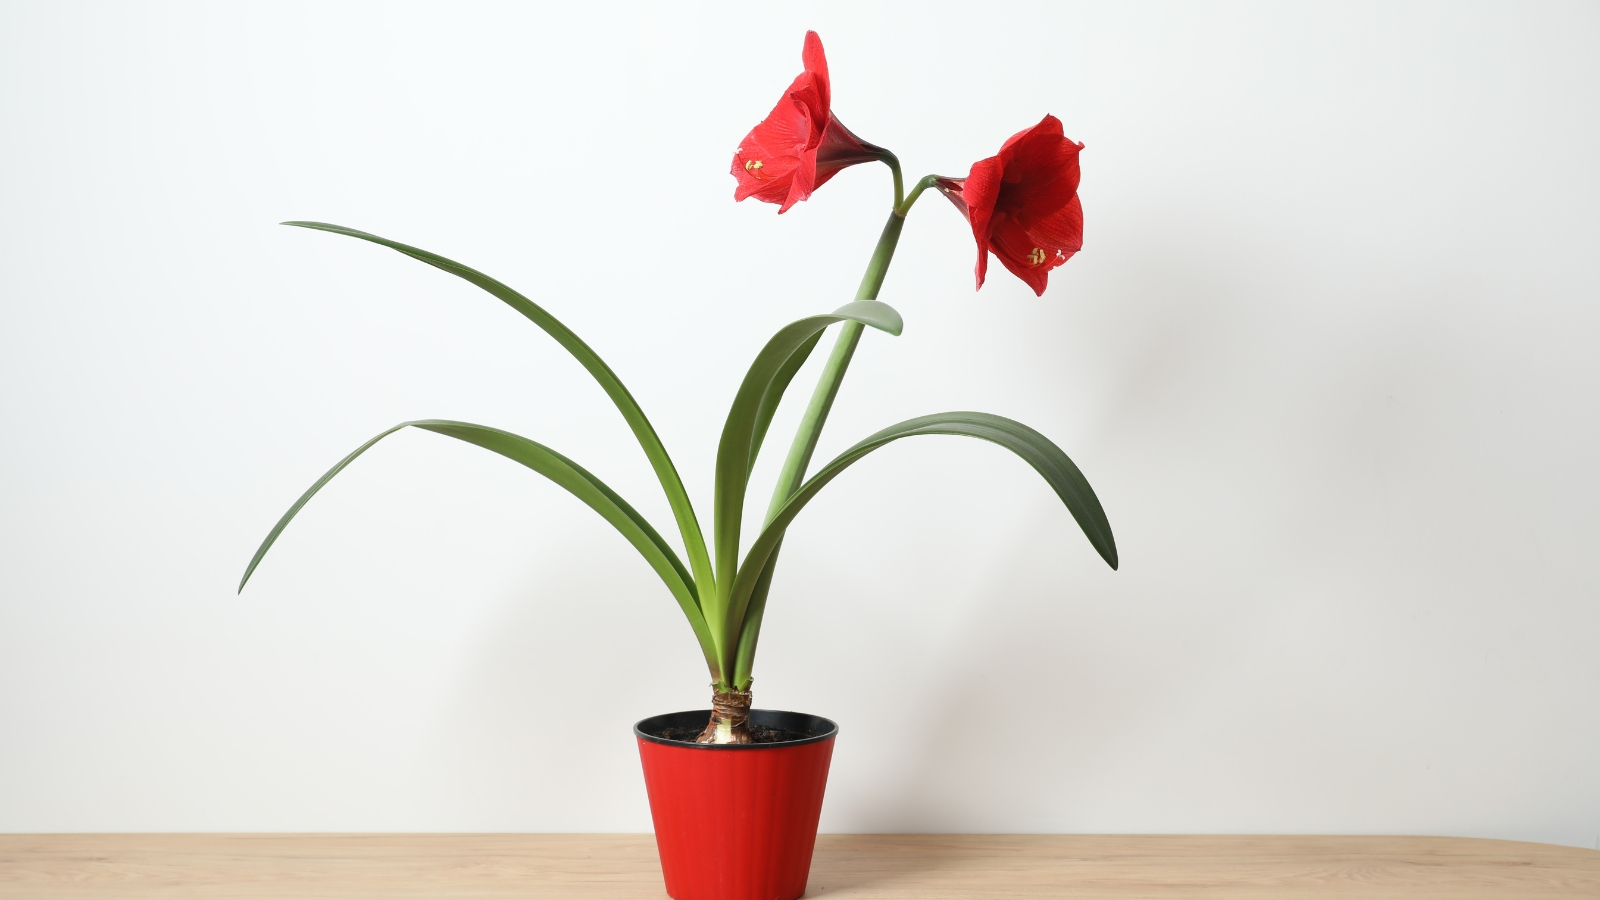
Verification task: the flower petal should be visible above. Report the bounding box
[987,195,1082,296]
[959,158,1004,289]
[800,31,830,126]
[731,93,814,204]
[997,122,1082,224]
[997,113,1064,160]
[780,145,819,213]
[1025,193,1084,258]
[986,212,1049,295]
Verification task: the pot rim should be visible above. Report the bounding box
[634,708,838,749]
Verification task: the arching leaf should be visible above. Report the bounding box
[728,411,1117,673]
[238,419,721,677]
[279,222,717,605]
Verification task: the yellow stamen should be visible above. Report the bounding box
[1027,247,1046,266]
[744,159,764,175]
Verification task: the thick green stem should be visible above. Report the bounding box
[761,160,915,521]
[765,321,865,522]
[765,210,904,520]
[729,196,914,689]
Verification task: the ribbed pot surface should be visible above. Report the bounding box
[635,709,838,900]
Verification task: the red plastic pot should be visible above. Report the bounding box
[635,709,839,900]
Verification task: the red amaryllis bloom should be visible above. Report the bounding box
[731,31,886,214]
[936,115,1084,296]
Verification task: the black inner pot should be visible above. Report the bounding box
[635,709,838,748]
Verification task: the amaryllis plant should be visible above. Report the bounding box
[240,32,1116,744]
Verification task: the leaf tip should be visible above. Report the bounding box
[833,300,903,336]
[874,302,904,336]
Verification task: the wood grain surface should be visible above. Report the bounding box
[2,833,1597,899]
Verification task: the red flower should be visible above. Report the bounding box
[936,115,1084,296]
[732,32,886,214]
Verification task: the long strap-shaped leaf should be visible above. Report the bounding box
[280,222,716,605]
[237,419,721,675]
[710,301,902,642]
[728,411,1118,676]
[747,331,823,479]
[730,539,782,690]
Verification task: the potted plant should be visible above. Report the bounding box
[239,31,1116,900]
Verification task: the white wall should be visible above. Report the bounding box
[1,1,1596,848]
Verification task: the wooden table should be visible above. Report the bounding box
[3,834,1597,898]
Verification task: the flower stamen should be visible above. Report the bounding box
[1027,247,1046,266]
[745,159,764,178]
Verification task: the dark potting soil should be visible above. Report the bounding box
[652,723,816,744]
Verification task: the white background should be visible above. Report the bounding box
[2,2,1596,848]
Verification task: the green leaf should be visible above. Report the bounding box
[747,331,822,478]
[238,421,411,595]
[728,411,1117,671]
[279,221,716,606]
[709,301,902,646]
[828,300,903,336]
[238,419,722,677]
[730,538,782,691]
